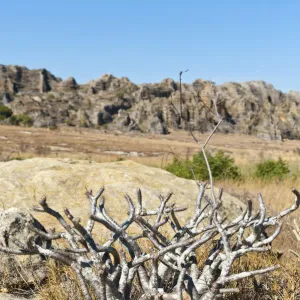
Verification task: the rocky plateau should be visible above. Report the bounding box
[1,64,300,140]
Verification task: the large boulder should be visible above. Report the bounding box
[0,208,47,248]
[0,158,246,296]
[0,158,246,227]
[0,208,48,294]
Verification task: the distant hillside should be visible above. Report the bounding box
[1,64,300,140]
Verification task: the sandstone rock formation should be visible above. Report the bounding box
[1,64,300,139]
[58,76,78,91]
[0,158,245,227]
[0,65,61,94]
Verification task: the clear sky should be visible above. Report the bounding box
[1,0,299,92]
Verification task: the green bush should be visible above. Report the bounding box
[116,91,125,99]
[80,118,88,128]
[64,119,75,127]
[0,106,13,120]
[254,158,290,180]
[166,150,241,181]
[9,114,33,127]
[47,93,55,100]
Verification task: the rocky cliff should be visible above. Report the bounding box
[1,64,300,140]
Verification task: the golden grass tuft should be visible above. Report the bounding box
[224,252,300,299]
[39,260,92,300]
[35,249,300,300]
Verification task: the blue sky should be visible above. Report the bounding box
[1,1,299,91]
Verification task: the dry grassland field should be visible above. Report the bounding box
[1,125,300,168]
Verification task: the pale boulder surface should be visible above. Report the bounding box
[0,158,245,227]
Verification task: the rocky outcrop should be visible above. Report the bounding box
[115,111,141,132]
[59,76,78,91]
[0,65,61,94]
[0,158,245,225]
[0,208,46,248]
[1,64,300,139]
[88,74,137,94]
[148,113,168,134]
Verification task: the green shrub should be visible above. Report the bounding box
[64,119,75,127]
[47,93,55,100]
[116,91,125,99]
[9,114,33,127]
[254,158,290,180]
[116,88,129,99]
[0,106,13,119]
[80,118,88,128]
[166,150,241,181]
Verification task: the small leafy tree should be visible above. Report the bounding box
[166,150,241,181]
[9,114,33,127]
[254,158,290,180]
[0,105,13,120]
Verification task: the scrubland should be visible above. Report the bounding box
[1,125,300,299]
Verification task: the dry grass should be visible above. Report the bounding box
[193,235,300,299]
[39,260,90,300]
[225,252,300,299]
[35,241,300,300]
[219,178,300,216]
[1,125,300,168]
[218,178,300,252]
[0,255,46,297]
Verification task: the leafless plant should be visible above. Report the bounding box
[0,182,299,300]
[179,70,189,122]
[168,69,189,128]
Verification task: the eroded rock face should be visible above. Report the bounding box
[0,65,61,94]
[39,69,51,93]
[1,64,300,139]
[59,77,78,91]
